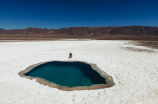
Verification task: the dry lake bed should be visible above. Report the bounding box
[0,40,158,104]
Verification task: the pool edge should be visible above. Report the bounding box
[18,60,115,91]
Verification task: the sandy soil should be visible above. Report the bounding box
[132,41,158,49]
[0,40,158,104]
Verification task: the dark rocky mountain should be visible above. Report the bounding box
[0,27,55,34]
[54,26,158,36]
[0,26,158,36]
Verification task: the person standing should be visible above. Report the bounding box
[69,52,72,58]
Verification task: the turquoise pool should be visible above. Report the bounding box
[25,61,107,87]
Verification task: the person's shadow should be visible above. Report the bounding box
[69,61,72,66]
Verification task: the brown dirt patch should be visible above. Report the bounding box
[132,41,158,49]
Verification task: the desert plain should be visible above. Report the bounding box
[0,40,158,104]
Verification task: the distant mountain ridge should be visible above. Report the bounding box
[0,26,158,36]
[0,27,55,34]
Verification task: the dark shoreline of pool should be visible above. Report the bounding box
[18,61,115,91]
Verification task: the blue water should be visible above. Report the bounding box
[25,61,107,87]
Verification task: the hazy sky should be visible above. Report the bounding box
[0,0,158,29]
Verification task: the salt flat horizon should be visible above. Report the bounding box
[0,40,158,104]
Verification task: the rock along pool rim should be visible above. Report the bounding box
[18,61,115,91]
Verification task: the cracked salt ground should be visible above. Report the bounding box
[0,40,158,104]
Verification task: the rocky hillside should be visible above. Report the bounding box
[54,26,158,36]
[0,27,55,34]
[0,26,158,36]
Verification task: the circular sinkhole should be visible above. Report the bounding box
[19,61,114,91]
